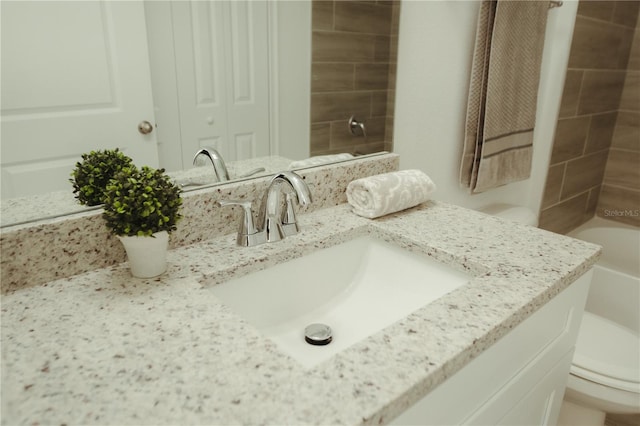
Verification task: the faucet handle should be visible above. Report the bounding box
[218,199,263,246]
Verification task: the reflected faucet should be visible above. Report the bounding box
[218,171,312,247]
[193,148,230,182]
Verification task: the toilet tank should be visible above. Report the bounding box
[478,203,539,227]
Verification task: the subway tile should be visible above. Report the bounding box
[541,163,565,209]
[311,92,371,123]
[550,116,590,164]
[619,71,640,111]
[612,111,640,151]
[371,91,388,116]
[568,17,625,69]
[577,71,626,115]
[603,149,640,188]
[612,0,640,28]
[597,185,640,226]
[585,112,617,154]
[561,150,610,199]
[334,1,392,35]
[559,70,583,118]
[577,1,615,22]
[539,192,590,235]
[374,35,391,62]
[355,63,389,90]
[311,63,355,93]
[310,122,330,153]
[312,31,376,62]
[628,29,640,70]
[312,0,333,31]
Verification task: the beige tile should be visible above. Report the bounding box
[310,122,330,153]
[603,148,640,188]
[568,17,626,70]
[585,112,617,153]
[312,31,376,62]
[311,63,355,93]
[541,163,565,209]
[628,29,640,70]
[312,0,333,31]
[539,193,589,235]
[578,1,615,21]
[559,70,583,118]
[310,92,371,122]
[385,115,394,144]
[617,27,636,69]
[619,71,640,112]
[355,63,389,90]
[597,185,640,226]
[371,91,388,116]
[612,1,640,28]
[334,1,392,35]
[562,150,610,199]
[386,88,395,116]
[578,71,626,115]
[374,35,391,62]
[612,111,640,151]
[550,116,590,164]
[387,62,397,91]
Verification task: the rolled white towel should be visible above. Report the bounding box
[346,170,436,219]
[289,153,353,169]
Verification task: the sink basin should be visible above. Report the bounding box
[211,235,470,368]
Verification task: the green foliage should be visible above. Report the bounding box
[70,149,134,206]
[102,166,183,237]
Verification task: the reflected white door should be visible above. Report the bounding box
[0,1,159,199]
[169,0,271,168]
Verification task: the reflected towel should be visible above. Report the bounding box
[289,153,353,169]
[346,170,436,219]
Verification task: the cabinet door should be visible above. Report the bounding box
[1,1,159,198]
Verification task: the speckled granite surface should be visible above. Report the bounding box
[1,154,398,294]
[1,201,600,425]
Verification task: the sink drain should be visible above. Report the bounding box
[304,323,332,346]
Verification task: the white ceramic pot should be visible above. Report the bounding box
[117,231,169,278]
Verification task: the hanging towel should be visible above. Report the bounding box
[460,0,549,193]
[346,169,436,219]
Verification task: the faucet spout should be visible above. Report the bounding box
[259,171,312,242]
[193,148,230,182]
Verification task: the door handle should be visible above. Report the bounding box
[138,121,154,135]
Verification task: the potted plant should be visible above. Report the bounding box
[102,165,183,278]
[70,148,134,206]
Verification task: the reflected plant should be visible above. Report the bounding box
[70,148,134,206]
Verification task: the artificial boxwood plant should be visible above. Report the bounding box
[70,148,134,206]
[102,166,183,237]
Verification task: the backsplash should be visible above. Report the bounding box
[539,1,640,233]
[0,154,399,294]
[310,0,399,157]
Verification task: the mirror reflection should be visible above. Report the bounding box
[0,0,399,227]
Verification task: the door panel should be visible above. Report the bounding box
[1,1,159,198]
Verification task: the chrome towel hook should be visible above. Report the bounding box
[348,116,367,138]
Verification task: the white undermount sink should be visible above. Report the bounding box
[211,235,470,368]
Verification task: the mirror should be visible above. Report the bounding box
[0,0,399,228]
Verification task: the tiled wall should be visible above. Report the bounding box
[539,1,640,234]
[310,0,399,157]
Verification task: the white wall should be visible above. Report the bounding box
[394,0,578,212]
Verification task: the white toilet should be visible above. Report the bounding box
[481,204,640,425]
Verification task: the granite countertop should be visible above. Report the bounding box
[1,201,600,425]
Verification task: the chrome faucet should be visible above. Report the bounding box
[219,171,312,247]
[193,148,230,182]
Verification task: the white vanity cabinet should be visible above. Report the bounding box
[391,271,592,425]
